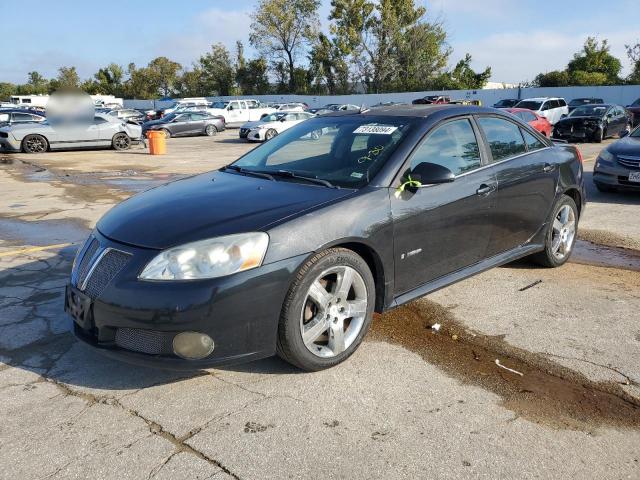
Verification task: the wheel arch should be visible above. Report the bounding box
[320,240,387,313]
[563,187,583,217]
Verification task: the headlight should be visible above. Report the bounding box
[598,150,614,163]
[139,232,269,280]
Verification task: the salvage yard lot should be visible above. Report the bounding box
[1,131,640,479]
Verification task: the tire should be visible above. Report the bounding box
[531,195,578,268]
[276,248,376,371]
[112,133,131,151]
[21,134,48,153]
[593,128,603,143]
[595,181,616,193]
[161,128,171,139]
[265,129,277,141]
[205,124,217,136]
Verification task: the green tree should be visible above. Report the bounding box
[250,0,321,91]
[567,37,622,85]
[26,71,49,95]
[199,43,235,96]
[429,54,491,90]
[309,32,351,94]
[626,41,640,84]
[93,63,124,95]
[534,70,570,87]
[147,57,182,97]
[50,66,80,91]
[123,63,158,99]
[0,82,17,101]
[175,67,207,97]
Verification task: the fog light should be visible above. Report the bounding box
[172,332,214,360]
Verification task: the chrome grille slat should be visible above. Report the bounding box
[75,238,99,287]
[618,156,640,169]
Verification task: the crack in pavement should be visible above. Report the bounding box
[47,378,244,480]
[542,352,639,387]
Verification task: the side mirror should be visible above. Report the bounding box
[620,129,629,138]
[409,162,455,186]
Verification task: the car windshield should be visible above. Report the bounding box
[569,99,590,106]
[495,100,513,106]
[211,102,228,109]
[160,113,178,122]
[570,105,608,117]
[231,115,417,188]
[630,126,640,138]
[516,101,543,110]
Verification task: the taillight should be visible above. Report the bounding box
[574,146,583,163]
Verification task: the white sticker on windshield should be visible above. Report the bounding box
[353,125,398,135]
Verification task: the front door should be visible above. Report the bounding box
[391,117,497,295]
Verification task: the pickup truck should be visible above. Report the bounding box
[206,100,276,127]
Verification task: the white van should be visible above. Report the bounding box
[515,97,569,125]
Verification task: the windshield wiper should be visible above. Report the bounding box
[222,165,275,181]
[270,170,337,188]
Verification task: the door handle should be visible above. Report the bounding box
[543,163,556,173]
[476,184,497,196]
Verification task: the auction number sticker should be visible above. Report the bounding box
[353,125,398,135]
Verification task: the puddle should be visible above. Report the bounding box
[371,300,640,432]
[571,240,640,271]
[0,217,89,246]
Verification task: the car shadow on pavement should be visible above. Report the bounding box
[1,248,300,393]
[217,138,249,144]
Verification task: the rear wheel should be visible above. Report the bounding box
[276,248,375,371]
[531,195,578,268]
[265,129,277,141]
[205,124,217,136]
[161,128,171,139]
[22,134,48,153]
[112,133,131,151]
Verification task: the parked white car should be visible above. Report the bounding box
[276,103,307,112]
[206,100,276,127]
[245,111,315,142]
[515,97,569,125]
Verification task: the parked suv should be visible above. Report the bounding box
[515,97,569,125]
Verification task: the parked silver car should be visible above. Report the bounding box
[0,114,142,153]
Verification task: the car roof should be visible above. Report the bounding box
[520,97,563,102]
[0,109,45,115]
[324,104,498,118]
[504,107,538,113]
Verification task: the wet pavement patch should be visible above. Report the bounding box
[571,239,640,271]
[0,217,89,246]
[371,300,640,432]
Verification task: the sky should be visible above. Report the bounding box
[1,0,637,85]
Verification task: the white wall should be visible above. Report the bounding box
[124,85,640,110]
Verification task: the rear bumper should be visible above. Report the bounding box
[65,230,309,370]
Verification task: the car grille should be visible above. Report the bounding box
[115,328,174,355]
[239,128,249,138]
[617,156,640,170]
[73,236,131,299]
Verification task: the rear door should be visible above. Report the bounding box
[477,116,558,256]
[391,117,497,294]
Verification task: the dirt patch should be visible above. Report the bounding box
[579,228,640,251]
[371,300,640,432]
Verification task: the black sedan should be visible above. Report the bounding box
[142,112,225,138]
[593,125,640,192]
[492,99,520,108]
[553,104,632,143]
[65,105,585,371]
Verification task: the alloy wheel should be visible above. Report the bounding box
[551,205,576,260]
[113,134,131,150]
[24,136,46,153]
[300,266,368,358]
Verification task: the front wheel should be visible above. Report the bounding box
[112,133,131,151]
[276,248,375,371]
[531,195,578,268]
[265,129,277,141]
[22,134,48,153]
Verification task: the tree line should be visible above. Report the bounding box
[1,0,638,100]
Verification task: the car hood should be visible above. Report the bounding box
[557,116,602,124]
[608,135,640,156]
[97,170,354,250]
[240,120,264,129]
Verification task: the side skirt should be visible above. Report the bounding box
[390,243,544,309]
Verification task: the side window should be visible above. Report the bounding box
[541,102,550,111]
[13,113,32,122]
[550,100,560,109]
[409,119,481,176]
[557,99,567,107]
[93,116,108,124]
[524,111,537,122]
[229,101,240,110]
[521,129,546,151]
[478,117,527,162]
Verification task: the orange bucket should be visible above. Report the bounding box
[147,130,167,155]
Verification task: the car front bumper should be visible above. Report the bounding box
[593,159,640,190]
[553,124,600,141]
[247,130,265,142]
[65,230,309,370]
